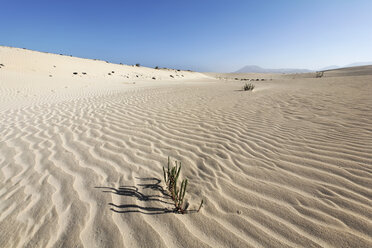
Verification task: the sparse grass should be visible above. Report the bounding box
[243,83,255,91]
[163,157,203,214]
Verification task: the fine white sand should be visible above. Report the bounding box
[1,46,371,247]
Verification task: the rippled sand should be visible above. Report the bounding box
[1,47,371,247]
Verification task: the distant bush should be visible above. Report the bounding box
[155,66,159,69]
[243,83,255,91]
[316,71,324,78]
[136,63,140,67]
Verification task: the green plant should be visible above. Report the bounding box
[197,199,203,212]
[243,83,255,91]
[163,157,203,214]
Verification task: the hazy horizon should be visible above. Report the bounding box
[1,0,372,72]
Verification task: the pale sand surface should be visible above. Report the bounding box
[1,47,372,247]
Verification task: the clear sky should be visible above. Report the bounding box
[1,0,372,72]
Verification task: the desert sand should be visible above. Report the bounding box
[0,46,371,247]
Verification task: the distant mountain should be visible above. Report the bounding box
[319,65,339,71]
[344,61,372,67]
[234,62,372,74]
[234,65,312,74]
[320,62,372,71]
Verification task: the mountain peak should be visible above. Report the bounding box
[234,65,312,74]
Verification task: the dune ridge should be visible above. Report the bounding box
[1,47,372,247]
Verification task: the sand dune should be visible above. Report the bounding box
[0,47,371,247]
[322,65,372,77]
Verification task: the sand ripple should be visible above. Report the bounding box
[1,78,372,247]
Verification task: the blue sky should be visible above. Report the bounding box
[1,0,372,72]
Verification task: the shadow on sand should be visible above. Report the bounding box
[96,177,176,215]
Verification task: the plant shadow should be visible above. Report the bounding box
[96,177,177,215]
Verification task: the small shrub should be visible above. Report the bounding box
[73,72,78,75]
[155,66,159,69]
[316,71,324,78]
[135,63,140,67]
[163,157,203,214]
[152,77,156,80]
[243,83,255,91]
